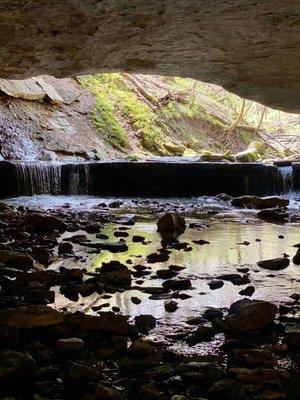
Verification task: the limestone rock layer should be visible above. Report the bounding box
[0,1,299,111]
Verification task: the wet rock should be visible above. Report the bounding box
[24,213,67,232]
[147,252,170,263]
[77,312,129,335]
[156,269,178,279]
[182,362,226,387]
[128,339,158,358]
[55,338,84,353]
[100,261,132,287]
[162,278,192,291]
[63,361,99,382]
[132,235,145,242]
[239,286,255,296]
[85,223,101,233]
[131,296,141,305]
[157,212,186,234]
[208,280,224,290]
[257,208,289,223]
[95,233,109,240]
[85,241,129,253]
[228,367,279,384]
[286,324,300,348]
[203,308,224,322]
[229,349,276,367]
[58,241,73,254]
[208,379,246,400]
[94,385,122,400]
[187,325,215,344]
[224,299,278,331]
[0,250,34,269]
[0,305,64,328]
[0,349,37,391]
[292,248,300,264]
[165,301,178,312]
[192,239,210,245]
[135,314,156,334]
[139,382,162,400]
[231,196,289,209]
[114,231,129,238]
[257,257,290,271]
[220,340,259,352]
[216,274,251,285]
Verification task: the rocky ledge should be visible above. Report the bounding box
[0,1,299,112]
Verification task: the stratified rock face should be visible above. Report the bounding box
[0,1,299,112]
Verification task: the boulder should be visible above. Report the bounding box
[0,305,64,328]
[224,299,278,331]
[157,213,186,234]
[231,196,289,209]
[257,257,290,271]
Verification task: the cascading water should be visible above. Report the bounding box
[16,162,62,196]
[68,163,90,195]
[278,165,294,195]
[15,162,91,196]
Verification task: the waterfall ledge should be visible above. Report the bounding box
[1,161,296,198]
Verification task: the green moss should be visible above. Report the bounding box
[79,74,129,150]
[80,73,168,154]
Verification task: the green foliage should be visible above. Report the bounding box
[79,74,129,150]
[80,73,168,154]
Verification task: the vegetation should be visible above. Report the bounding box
[79,73,299,159]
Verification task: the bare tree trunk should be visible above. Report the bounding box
[255,106,267,132]
[227,98,246,134]
[121,72,158,106]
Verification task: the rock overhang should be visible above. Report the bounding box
[0,0,299,112]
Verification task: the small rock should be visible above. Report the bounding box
[58,241,73,254]
[208,280,224,290]
[286,324,300,347]
[165,301,178,312]
[55,338,84,353]
[162,279,192,291]
[135,314,156,333]
[224,299,278,331]
[208,379,246,400]
[257,257,290,270]
[239,286,255,297]
[292,248,300,264]
[131,296,141,305]
[157,212,186,234]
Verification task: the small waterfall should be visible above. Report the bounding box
[278,166,294,194]
[68,163,90,195]
[16,162,62,196]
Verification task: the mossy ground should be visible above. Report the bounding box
[80,73,278,158]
